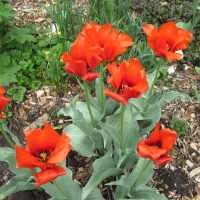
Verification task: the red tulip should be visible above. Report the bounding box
[15,122,72,186]
[104,58,148,105]
[137,123,177,166]
[0,86,10,119]
[142,21,193,62]
[62,22,133,82]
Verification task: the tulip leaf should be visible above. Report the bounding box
[64,124,96,157]
[99,121,120,144]
[137,103,161,134]
[100,98,120,122]
[158,91,192,107]
[123,105,140,150]
[42,167,82,200]
[129,185,167,200]
[84,188,105,200]
[146,71,156,95]
[82,156,123,200]
[113,148,137,169]
[90,128,104,149]
[0,175,35,199]
[0,147,31,175]
[2,123,20,146]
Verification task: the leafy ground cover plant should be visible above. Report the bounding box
[170,116,190,137]
[0,18,193,199]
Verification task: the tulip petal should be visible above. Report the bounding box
[15,145,46,170]
[137,140,167,161]
[104,88,128,105]
[0,96,11,113]
[154,156,174,167]
[48,133,72,164]
[25,123,60,155]
[0,86,5,96]
[34,166,66,187]
[64,60,87,77]
[82,72,100,82]
[159,128,177,154]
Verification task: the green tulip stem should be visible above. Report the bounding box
[0,124,14,149]
[100,64,105,114]
[148,58,162,96]
[120,104,125,153]
[83,80,96,128]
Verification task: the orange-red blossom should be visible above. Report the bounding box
[142,21,193,62]
[104,58,148,105]
[15,123,72,186]
[137,123,177,166]
[62,22,133,82]
[0,86,11,119]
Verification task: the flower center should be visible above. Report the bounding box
[38,151,48,162]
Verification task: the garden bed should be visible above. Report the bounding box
[0,0,200,199]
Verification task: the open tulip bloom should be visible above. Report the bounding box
[104,58,148,105]
[142,21,193,62]
[0,86,11,119]
[137,123,178,166]
[15,122,72,186]
[62,22,133,82]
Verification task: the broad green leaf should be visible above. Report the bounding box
[192,85,200,102]
[137,103,161,134]
[108,158,154,191]
[90,128,104,149]
[113,148,137,169]
[2,123,20,146]
[0,64,22,86]
[100,98,120,122]
[0,147,31,175]
[99,121,120,144]
[42,167,81,200]
[129,185,167,200]
[147,90,162,105]
[82,156,123,199]
[64,124,96,157]
[158,91,192,107]
[8,27,36,44]
[0,175,35,199]
[0,2,16,21]
[84,188,105,200]
[127,158,154,188]
[195,67,200,74]
[0,52,10,67]
[146,71,156,95]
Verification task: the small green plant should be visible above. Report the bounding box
[170,116,190,137]
[7,86,26,102]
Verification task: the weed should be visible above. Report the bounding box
[170,116,190,137]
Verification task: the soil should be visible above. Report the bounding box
[0,0,200,200]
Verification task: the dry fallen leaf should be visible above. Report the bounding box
[19,107,28,121]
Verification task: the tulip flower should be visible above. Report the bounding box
[62,22,133,82]
[142,21,193,62]
[15,122,72,186]
[137,123,177,166]
[0,86,11,119]
[104,58,148,105]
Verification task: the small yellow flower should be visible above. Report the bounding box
[45,51,50,55]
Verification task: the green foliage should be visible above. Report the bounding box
[170,116,190,137]
[192,85,200,102]
[42,0,84,42]
[0,1,16,22]
[7,86,26,102]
